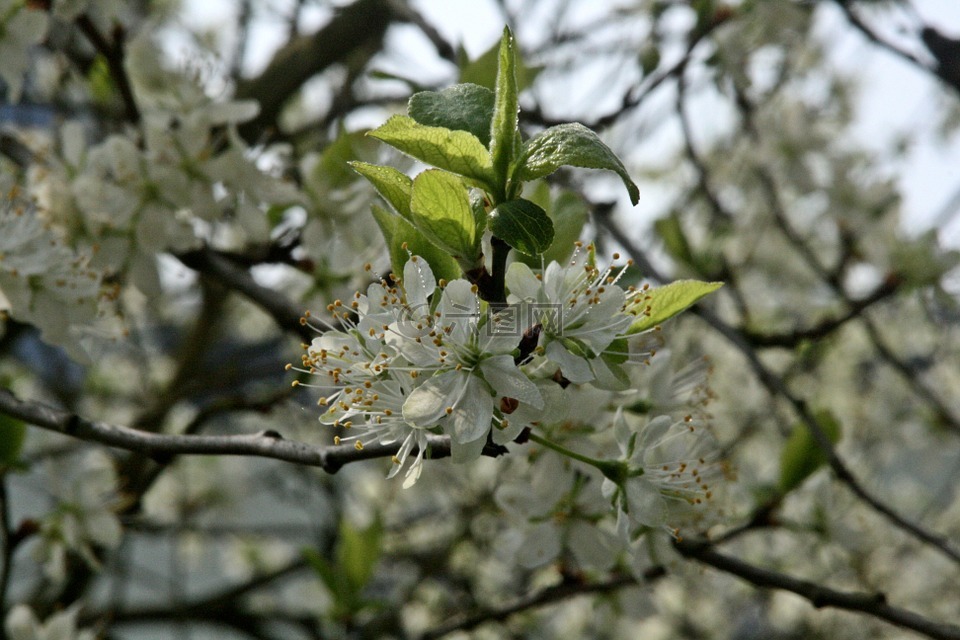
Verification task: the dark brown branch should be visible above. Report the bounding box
[675,537,960,640]
[176,247,314,342]
[831,1,957,94]
[742,275,900,348]
[0,388,506,475]
[74,14,141,124]
[420,571,660,640]
[234,0,394,143]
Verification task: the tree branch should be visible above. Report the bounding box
[176,247,314,342]
[234,0,394,143]
[0,388,509,475]
[675,537,960,640]
[420,571,660,640]
[74,14,141,124]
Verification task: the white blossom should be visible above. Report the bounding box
[0,1,48,102]
[33,451,122,583]
[603,410,724,540]
[506,247,638,386]
[4,605,94,640]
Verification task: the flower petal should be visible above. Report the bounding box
[545,340,594,383]
[505,261,541,302]
[450,432,487,462]
[625,477,667,528]
[449,376,494,443]
[402,371,466,427]
[480,354,543,408]
[402,256,436,312]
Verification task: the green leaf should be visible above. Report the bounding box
[336,516,383,595]
[515,183,587,266]
[349,161,413,220]
[367,115,493,188]
[315,128,380,190]
[370,204,461,282]
[303,547,342,599]
[543,191,588,264]
[490,26,520,199]
[779,410,842,494]
[626,279,723,333]
[0,414,26,467]
[655,215,696,267]
[489,198,554,256]
[514,123,640,205]
[410,169,480,264]
[408,84,494,147]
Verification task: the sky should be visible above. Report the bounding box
[175,0,960,244]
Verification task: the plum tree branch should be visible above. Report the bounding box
[675,537,960,640]
[0,388,486,475]
[233,0,394,143]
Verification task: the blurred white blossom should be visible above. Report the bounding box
[33,451,122,584]
[4,605,94,640]
[0,1,48,102]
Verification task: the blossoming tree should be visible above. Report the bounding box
[0,1,958,639]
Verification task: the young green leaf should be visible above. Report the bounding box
[0,414,26,467]
[490,26,520,199]
[336,517,384,595]
[410,169,481,264]
[489,198,554,256]
[368,115,494,188]
[408,84,495,147]
[513,123,640,205]
[626,279,723,333]
[370,204,461,282]
[314,128,381,190]
[349,161,414,220]
[516,187,588,267]
[779,410,843,494]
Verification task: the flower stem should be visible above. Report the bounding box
[527,432,625,482]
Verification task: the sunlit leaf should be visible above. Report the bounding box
[408,84,494,147]
[779,410,843,494]
[368,115,493,188]
[513,123,640,205]
[489,198,554,256]
[626,280,723,333]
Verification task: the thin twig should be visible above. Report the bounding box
[0,389,511,475]
[420,572,655,640]
[177,248,314,342]
[74,14,141,124]
[675,537,960,640]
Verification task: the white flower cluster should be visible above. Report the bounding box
[0,0,48,103]
[0,193,110,361]
[32,451,122,584]
[605,410,724,540]
[25,32,302,298]
[4,605,94,640]
[293,248,725,545]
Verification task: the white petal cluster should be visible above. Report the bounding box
[0,195,111,361]
[32,451,122,584]
[506,246,647,388]
[296,250,725,531]
[604,410,724,540]
[25,33,303,299]
[0,1,48,102]
[4,605,94,640]
[295,256,543,486]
